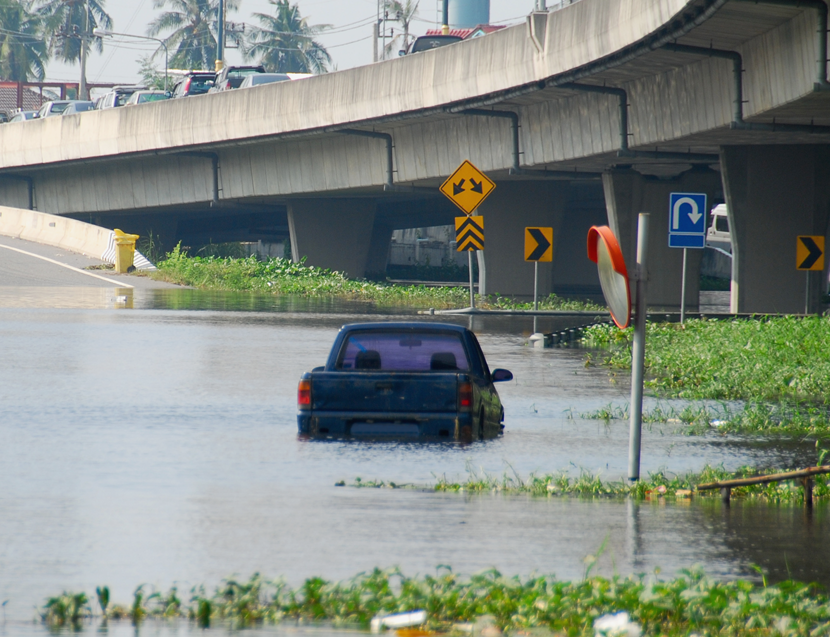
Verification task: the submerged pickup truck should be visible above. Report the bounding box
[297,322,513,440]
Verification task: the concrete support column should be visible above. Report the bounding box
[287,198,377,279]
[721,145,830,314]
[477,181,568,300]
[602,168,724,311]
[365,220,393,276]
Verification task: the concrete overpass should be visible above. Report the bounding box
[1,0,830,313]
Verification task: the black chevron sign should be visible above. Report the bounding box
[797,236,825,271]
[525,227,553,262]
[455,216,484,251]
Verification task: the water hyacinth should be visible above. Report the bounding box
[151,245,602,311]
[42,567,830,636]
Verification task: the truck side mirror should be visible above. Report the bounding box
[492,369,513,382]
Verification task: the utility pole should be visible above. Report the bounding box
[78,0,89,100]
[215,0,225,72]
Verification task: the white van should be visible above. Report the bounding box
[706,204,732,255]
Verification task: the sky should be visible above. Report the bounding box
[44,0,539,94]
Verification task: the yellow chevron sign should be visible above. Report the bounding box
[456,216,484,251]
[797,236,825,271]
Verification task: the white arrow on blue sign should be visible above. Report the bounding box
[668,192,707,249]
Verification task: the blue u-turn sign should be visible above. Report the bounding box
[668,192,707,248]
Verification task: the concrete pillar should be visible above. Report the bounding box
[721,145,830,314]
[477,181,568,300]
[287,198,377,279]
[553,181,607,302]
[365,220,393,276]
[602,167,724,311]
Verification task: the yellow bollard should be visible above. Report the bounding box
[113,229,140,273]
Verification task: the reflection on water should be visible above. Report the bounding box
[0,286,825,636]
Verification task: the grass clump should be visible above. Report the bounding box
[431,464,830,502]
[43,567,830,635]
[151,246,602,311]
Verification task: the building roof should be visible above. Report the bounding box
[424,25,506,39]
[0,82,55,115]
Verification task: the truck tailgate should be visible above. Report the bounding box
[311,372,458,413]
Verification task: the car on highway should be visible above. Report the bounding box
[35,100,77,118]
[171,71,216,98]
[406,34,462,54]
[209,65,266,92]
[62,101,95,115]
[297,322,512,440]
[238,73,292,88]
[96,86,148,109]
[0,112,8,123]
[124,90,172,106]
[8,110,37,123]
[706,204,732,255]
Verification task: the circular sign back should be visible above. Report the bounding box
[587,226,631,329]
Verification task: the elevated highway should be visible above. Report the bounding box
[1,0,829,312]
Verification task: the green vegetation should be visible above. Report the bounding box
[583,317,830,403]
[578,402,830,437]
[43,568,830,635]
[582,317,830,436]
[151,246,603,311]
[349,464,829,502]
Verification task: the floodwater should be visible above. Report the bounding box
[0,287,827,635]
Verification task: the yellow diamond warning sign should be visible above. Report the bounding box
[440,160,496,215]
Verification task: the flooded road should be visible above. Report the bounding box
[0,288,827,633]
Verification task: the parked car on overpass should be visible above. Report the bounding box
[62,101,95,115]
[171,71,216,98]
[124,90,172,106]
[36,100,77,118]
[8,110,37,123]
[209,65,265,92]
[96,86,148,109]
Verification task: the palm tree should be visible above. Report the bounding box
[383,0,418,58]
[35,0,111,65]
[0,0,48,81]
[147,0,239,71]
[244,0,331,74]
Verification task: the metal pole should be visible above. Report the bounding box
[216,0,225,72]
[79,0,89,100]
[534,260,539,311]
[442,0,449,34]
[468,251,476,309]
[680,248,687,323]
[805,271,810,315]
[629,213,650,482]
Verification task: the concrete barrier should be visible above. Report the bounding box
[0,205,154,269]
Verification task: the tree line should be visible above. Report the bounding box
[0,0,335,83]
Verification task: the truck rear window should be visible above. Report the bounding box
[336,331,470,372]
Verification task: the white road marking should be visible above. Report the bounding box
[0,243,134,288]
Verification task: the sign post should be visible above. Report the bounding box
[525,227,553,311]
[454,216,485,309]
[441,160,495,310]
[629,214,649,482]
[797,235,825,314]
[668,193,707,323]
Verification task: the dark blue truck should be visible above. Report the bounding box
[297,322,513,440]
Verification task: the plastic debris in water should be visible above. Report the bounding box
[594,611,642,637]
[370,610,428,633]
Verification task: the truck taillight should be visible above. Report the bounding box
[458,381,472,412]
[298,379,312,409]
